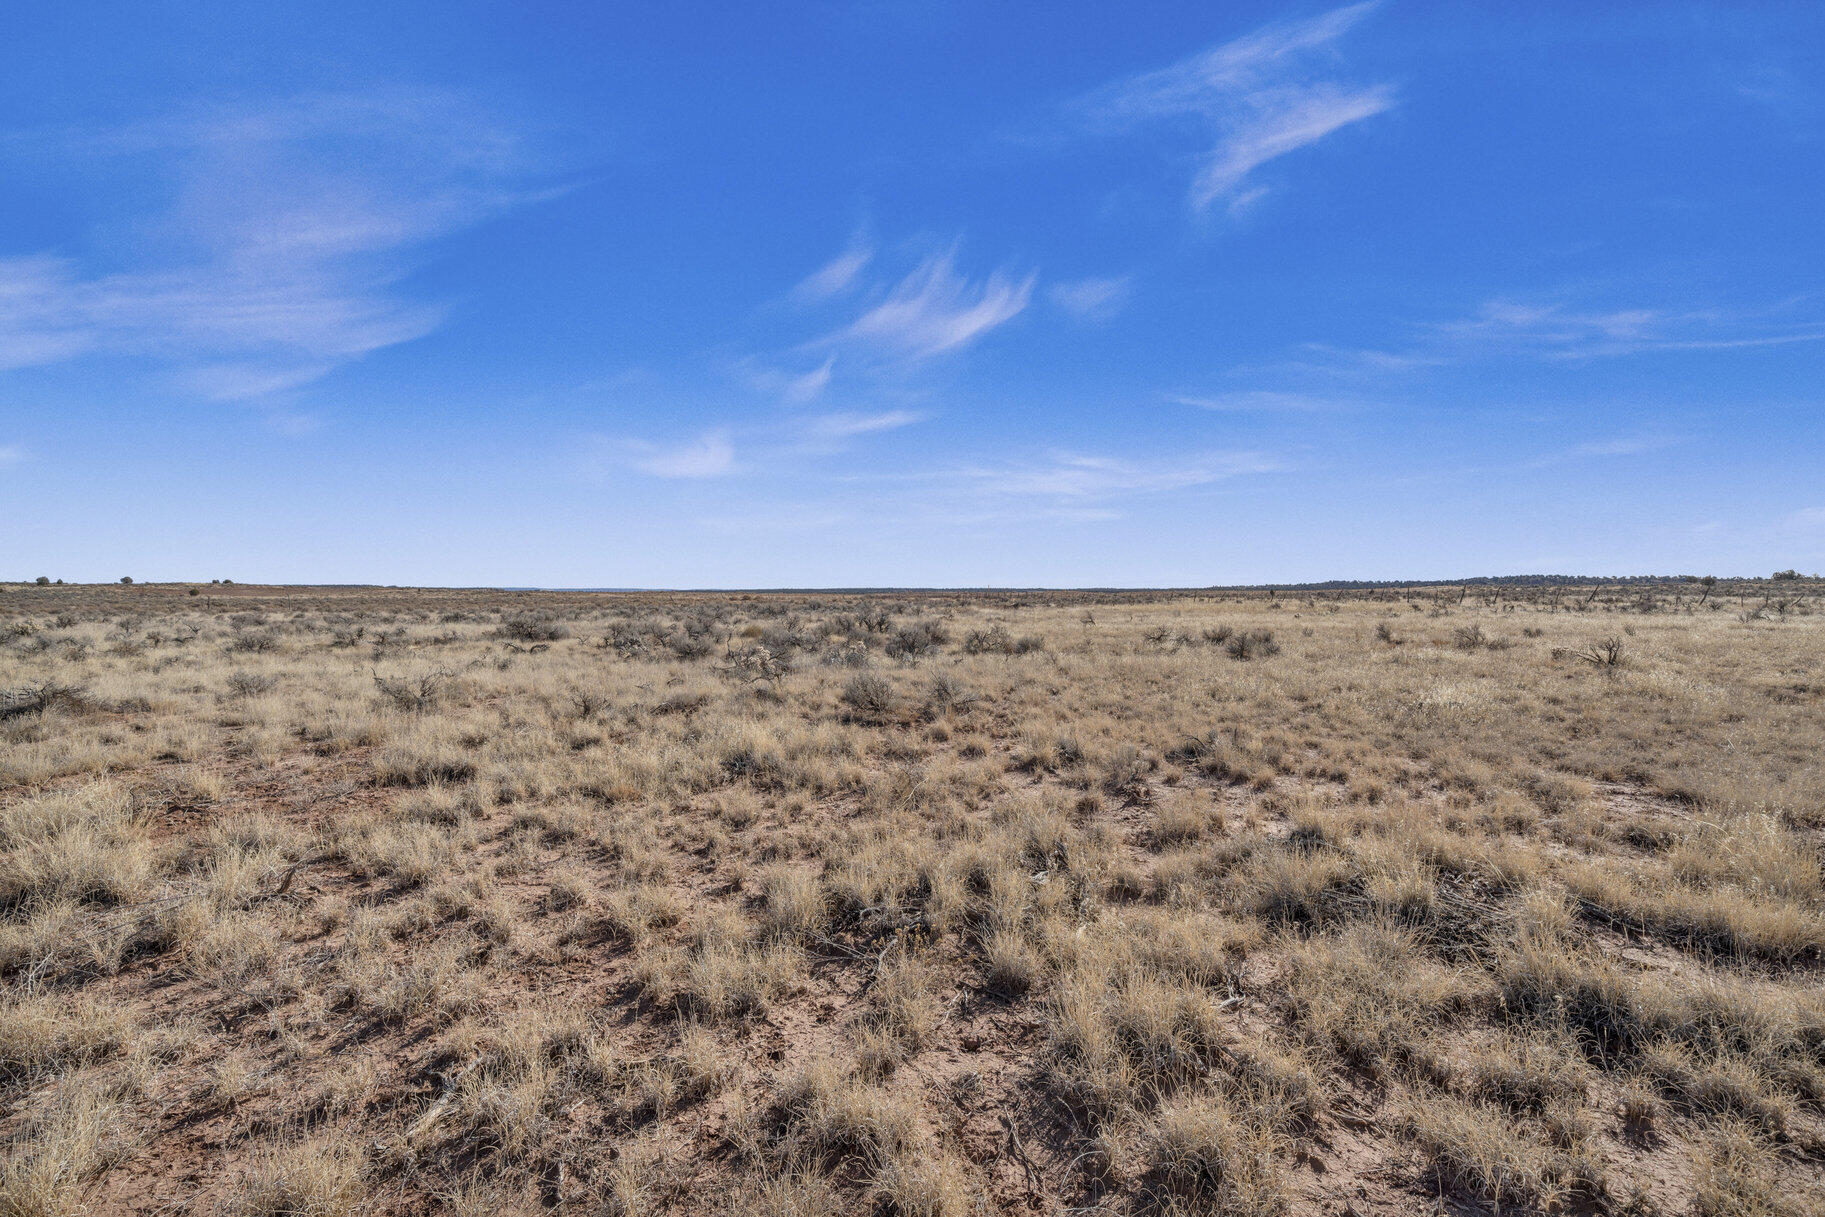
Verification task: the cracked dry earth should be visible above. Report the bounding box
[2,582,1824,1216]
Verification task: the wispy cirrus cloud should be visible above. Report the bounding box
[1172,389,1338,412]
[1563,434,1682,459]
[1519,432,1685,471]
[833,252,1034,360]
[753,241,1034,407]
[792,240,874,302]
[0,88,552,405]
[738,355,840,405]
[1049,276,1133,322]
[1272,294,1825,380]
[588,410,923,481]
[1428,299,1825,360]
[952,449,1281,501]
[0,443,26,468]
[1074,2,1392,210]
[818,446,1284,528]
[613,432,738,479]
[806,410,926,439]
[782,357,836,404]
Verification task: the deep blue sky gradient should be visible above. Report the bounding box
[3,2,1822,585]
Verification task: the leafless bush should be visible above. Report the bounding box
[0,680,92,720]
[840,673,896,720]
[600,621,649,657]
[723,645,790,686]
[569,689,611,719]
[226,671,277,698]
[1576,638,1627,670]
[1103,745,1155,804]
[884,620,948,659]
[820,642,872,668]
[496,612,570,642]
[373,667,452,713]
[962,625,1015,655]
[666,633,715,661]
[922,674,978,716]
[1226,629,1280,660]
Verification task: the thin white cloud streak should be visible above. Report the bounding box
[0,89,549,400]
[0,253,444,382]
[842,449,1284,528]
[590,410,921,481]
[1564,435,1680,458]
[806,410,925,439]
[1427,299,1825,361]
[0,257,97,370]
[620,432,738,479]
[1285,342,1449,373]
[1049,275,1132,321]
[738,356,838,405]
[835,253,1034,360]
[782,357,835,404]
[950,450,1281,500]
[0,443,25,467]
[1282,297,1825,377]
[1075,2,1391,209]
[1173,389,1336,412]
[793,242,873,302]
[1190,84,1394,209]
[1514,433,1684,472]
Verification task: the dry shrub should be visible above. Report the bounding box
[1281,921,1483,1077]
[839,673,896,720]
[0,1083,136,1216]
[372,667,453,713]
[982,929,1039,997]
[1145,1095,1288,1215]
[1467,1030,1592,1114]
[0,992,135,1084]
[1692,1120,1809,1217]
[236,1132,367,1217]
[870,953,940,1049]
[873,1152,973,1217]
[0,783,152,912]
[1153,790,1219,847]
[1225,629,1279,660]
[1404,1094,1591,1211]
[769,1058,920,1170]
[757,866,825,940]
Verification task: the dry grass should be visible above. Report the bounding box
[0,577,1821,1214]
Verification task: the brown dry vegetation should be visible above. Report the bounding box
[2,578,1823,1216]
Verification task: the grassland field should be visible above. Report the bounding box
[1,579,1822,1216]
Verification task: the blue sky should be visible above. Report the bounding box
[3,1,1822,586]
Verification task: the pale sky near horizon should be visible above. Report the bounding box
[3,2,1822,587]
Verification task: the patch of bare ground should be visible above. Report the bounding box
[2,581,1823,1215]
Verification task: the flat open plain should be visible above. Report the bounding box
[2,582,1822,1215]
